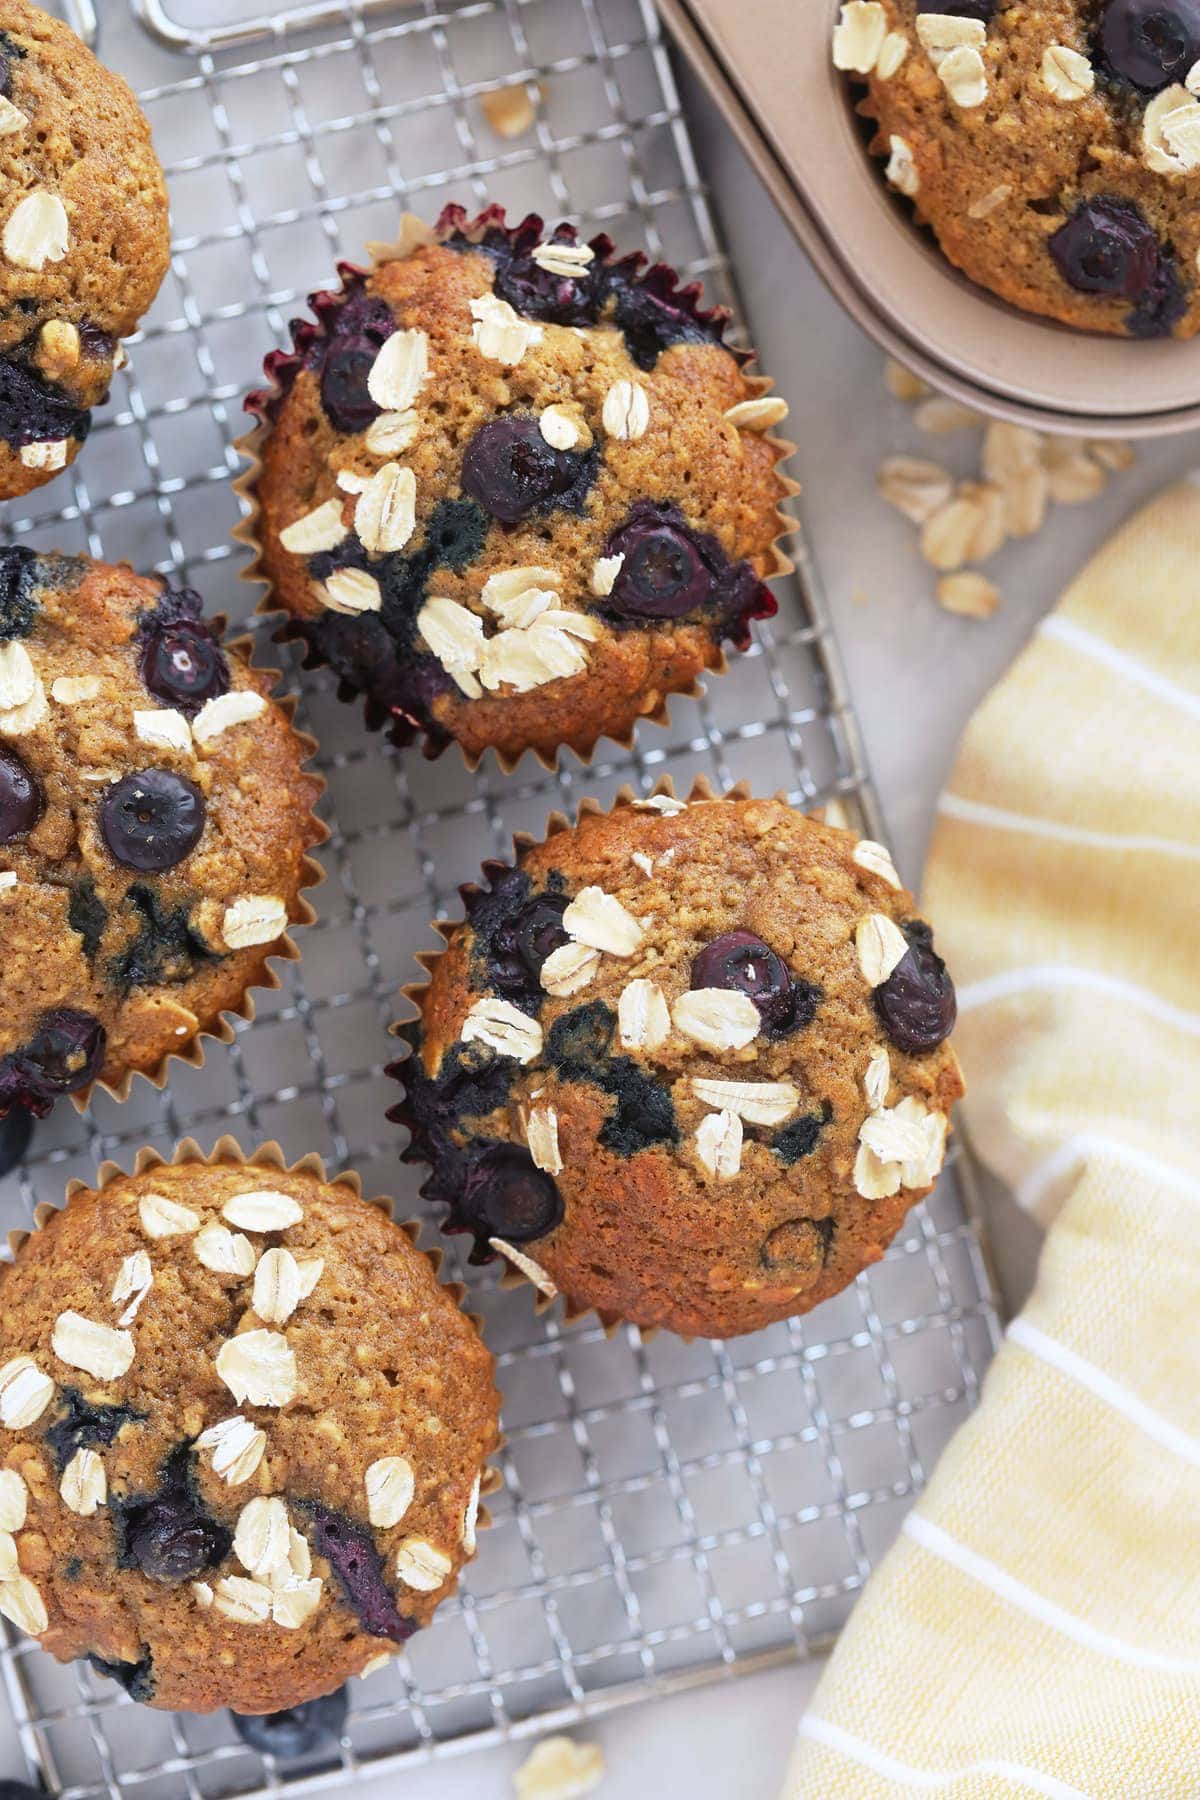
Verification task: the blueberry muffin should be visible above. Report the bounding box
[391,785,964,1339]
[0,1142,500,1714]
[834,0,1200,336]
[0,550,323,1117]
[0,1,170,498]
[241,206,791,769]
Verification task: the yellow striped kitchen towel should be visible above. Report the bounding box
[783,477,1200,1800]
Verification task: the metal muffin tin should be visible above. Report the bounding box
[659,0,1200,436]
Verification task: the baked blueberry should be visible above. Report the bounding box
[44,1389,145,1472]
[233,1688,349,1760]
[1100,0,1200,88]
[15,1009,105,1105]
[460,1144,564,1244]
[460,416,596,522]
[120,1451,231,1585]
[0,358,90,454]
[99,770,206,873]
[0,745,43,844]
[138,588,230,716]
[606,512,712,620]
[692,930,797,1032]
[1050,198,1161,300]
[0,1107,32,1177]
[88,1651,155,1703]
[0,545,38,640]
[873,921,957,1055]
[916,0,994,16]
[320,336,384,436]
[487,894,570,1001]
[301,1502,417,1644]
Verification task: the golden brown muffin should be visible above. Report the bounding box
[392,786,965,1339]
[0,1143,501,1714]
[242,205,792,769]
[0,1,170,497]
[0,550,323,1116]
[834,0,1200,336]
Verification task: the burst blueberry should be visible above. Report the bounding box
[459,1144,564,1243]
[0,745,42,843]
[99,769,205,873]
[16,1009,106,1104]
[233,1688,349,1760]
[1099,0,1200,89]
[139,588,230,716]
[120,1451,231,1585]
[605,512,712,620]
[873,921,957,1055]
[0,545,38,639]
[301,1501,417,1643]
[1049,198,1159,302]
[488,894,569,1000]
[460,416,596,523]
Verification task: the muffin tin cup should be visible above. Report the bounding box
[391,769,872,1343]
[5,1135,505,1643]
[232,209,799,775]
[659,0,1200,436]
[64,651,328,1118]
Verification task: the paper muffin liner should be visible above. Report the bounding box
[389,771,781,1338]
[5,1135,504,1558]
[55,641,328,1118]
[231,205,799,777]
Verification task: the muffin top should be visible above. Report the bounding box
[0,0,170,495]
[246,206,790,768]
[396,791,964,1339]
[837,0,1200,337]
[0,1149,500,1714]
[0,551,323,1115]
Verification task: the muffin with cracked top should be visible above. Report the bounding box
[0,549,323,1118]
[0,0,170,497]
[241,205,792,768]
[391,785,965,1339]
[834,0,1200,336]
[0,1142,500,1713]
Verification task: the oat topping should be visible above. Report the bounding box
[365,409,419,456]
[395,1538,452,1591]
[52,1312,135,1382]
[690,1077,799,1126]
[462,996,545,1064]
[134,707,192,754]
[470,292,544,365]
[886,136,920,198]
[0,1358,54,1430]
[602,379,650,441]
[462,1473,482,1553]
[111,1249,154,1326]
[354,462,417,555]
[279,499,346,555]
[60,1448,106,1517]
[915,13,986,62]
[0,675,48,738]
[320,567,383,616]
[832,1,888,73]
[540,941,602,997]
[0,1575,47,1637]
[481,566,562,626]
[591,554,624,596]
[417,597,486,697]
[0,643,36,711]
[695,1109,744,1180]
[1042,44,1094,102]
[365,1455,415,1529]
[3,191,70,272]
[876,30,909,79]
[211,1574,273,1625]
[863,1045,891,1112]
[531,241,596,278]
[192,690,268,744]
[221,895,289,951]
[139,1192,203,1242]
[489,1237,558,1298]
[215,1328,298,1408]
[367,328,429,411]
[194,1223,257,1276]
[222,1189,304,1232]
[51,676,101,704]
[0,97,25,136]
[234,1496,291,1578]
[562,886,644,957]
[723,395,790,431]
[631,794,687,816]
[855,1095,947,1197]
[539,405,582,450]
[855,913,909,987]
[851,840,902,888]
[196,1414,268,1486]
[613,979,669,1056]
[937,45,988,108]
[671,987,761,1052]
[1144,86,1200,173]
[938,572,1001,619]
[0,1534,16,1581]
[252,1247,305,1324]
[526,1105,564,1175]
[19,440,69,472]
[0,1471,28,1533]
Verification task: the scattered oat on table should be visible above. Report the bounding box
[513,1734,605,1800]
[481,82,543,139]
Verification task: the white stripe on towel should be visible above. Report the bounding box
[797,1715,1092,1799]
[1038,616,1200,723]
[1008,1318,1200,1470]
[957,966,1200,1039]
[903,1514,1200,1676]
[1015,1133,1200,1219]
[937,791,1200,864]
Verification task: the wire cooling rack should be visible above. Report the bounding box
[0,1,1001,1793]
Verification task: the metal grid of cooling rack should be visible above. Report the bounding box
[0,1,1001,1793]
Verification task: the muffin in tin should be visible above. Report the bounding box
[0,1143,500,1714]
[834,0,1200,337]
[0,550,323,1117]
[0,0,170,497]
[241,206,792,768]
[392,784,964,1339]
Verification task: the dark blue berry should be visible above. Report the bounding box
[88,1651,155,1703]
[138,588,230,717]
[1100,0,1200,88]
[99,770,205,873]
[460,1144,563,1243]
[873,921,957,1055]
[0,545,38,640]
[774,1105,832,1165]
[0,356,90,453]
[917,0,993,17]
[233,1688,349,1760]
[300,1502,417,1644]
[18,1009,105,1102]
[600,501,774,645]
[493,240,604,327]
[120,1450,231,1585]
[488,894,569,1001]
[1049,198,1159,302]
[0,1108,31,1178]
[691,930,808,1035]
[460,416,596,523]
[0,1784,53,1800]
[0,745,42,843]
[320,335,382,435]
[45,1389,145,1472]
